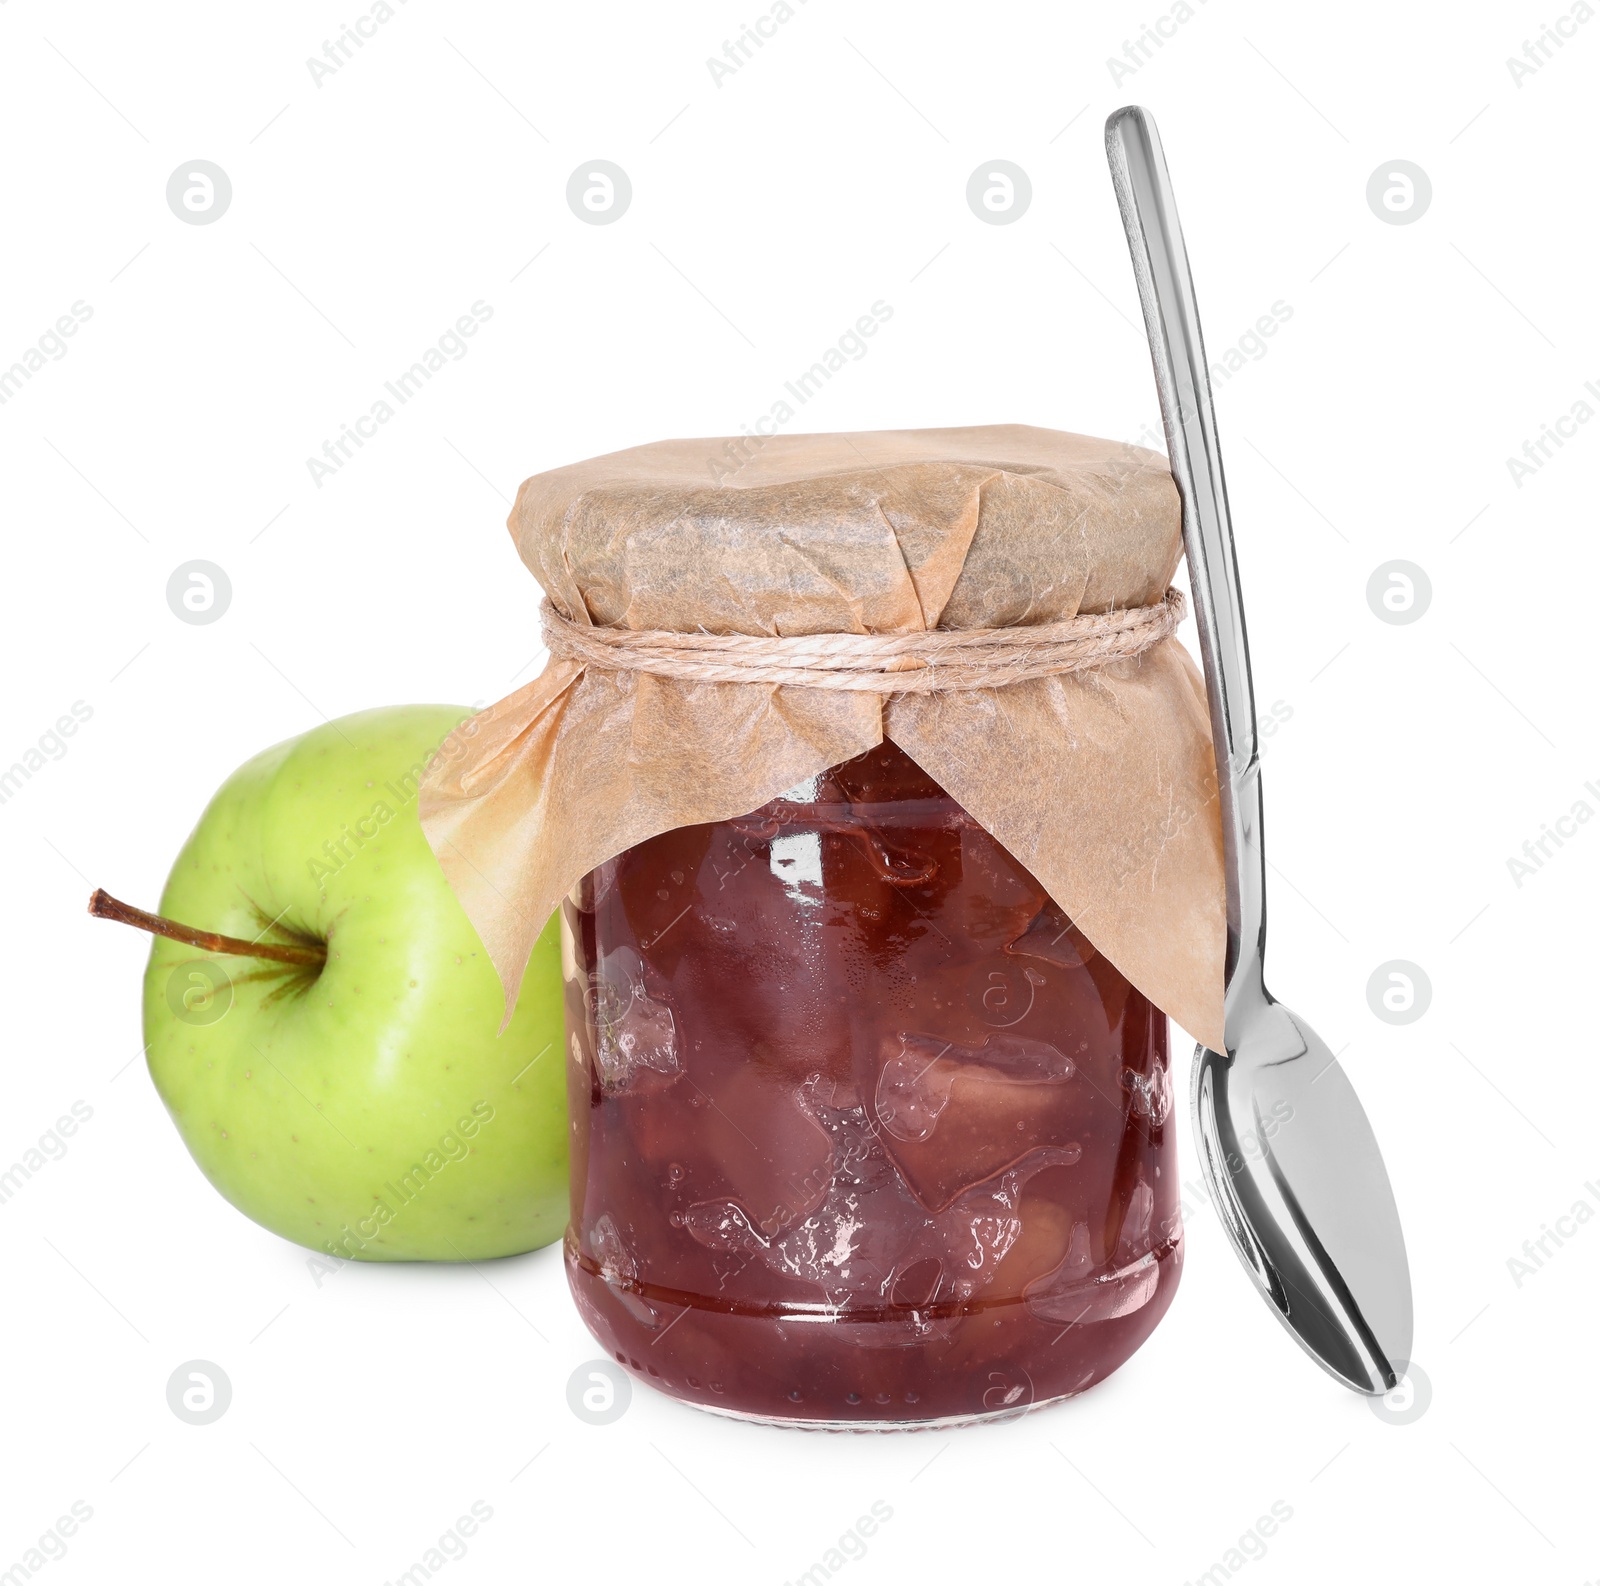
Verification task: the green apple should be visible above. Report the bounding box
[124,705,567,1262]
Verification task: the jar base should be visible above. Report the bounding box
[567,1231,1181,1428]
[671,1388,1086,1433]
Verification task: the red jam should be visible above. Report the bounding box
[563,740,1181,1426]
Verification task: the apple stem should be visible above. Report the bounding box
[87,889,327,968]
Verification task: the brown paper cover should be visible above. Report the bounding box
[419,424,1225,1049]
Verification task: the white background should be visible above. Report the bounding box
[2,0,1596,1581]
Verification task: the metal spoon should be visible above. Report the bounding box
[1105,105,1413,1394]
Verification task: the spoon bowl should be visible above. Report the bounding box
[1196,996,1412,1392]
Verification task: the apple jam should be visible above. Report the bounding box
[562,740,1181,1428]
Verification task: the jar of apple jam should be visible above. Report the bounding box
[562,738,1181,1428]
[419,424,1225,1429]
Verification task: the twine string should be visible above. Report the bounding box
[540,588,1185,694]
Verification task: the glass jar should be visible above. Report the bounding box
[562,739,1181,1428]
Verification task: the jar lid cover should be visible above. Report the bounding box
[422,425,1225,1051]
[513,424,1180,636]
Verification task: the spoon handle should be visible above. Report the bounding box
[1105,105,1266,1033]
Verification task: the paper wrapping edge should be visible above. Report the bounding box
[419,645,1225,1052]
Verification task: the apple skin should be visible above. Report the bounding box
[142,705,567,1262]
